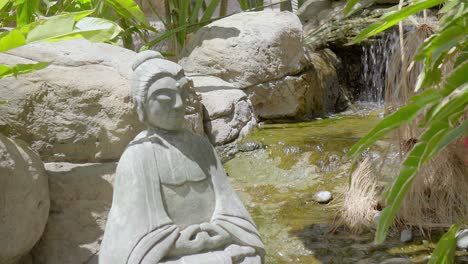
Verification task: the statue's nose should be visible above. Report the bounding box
[174,94,184,110]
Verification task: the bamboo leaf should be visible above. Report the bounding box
[375,103,466,243]
[26,12,76,42]
[347,89,441,158]
[190,0,205,24]
[42,17,121,43]
[351,0,446,43]
[16,0,39,26]
[0,62,49,79]
[344,0,360,16]
[428,224,460,264]
[0,0,11,10]
[0,28,26,52]
[103,0,150,27]
[200,0,220,23]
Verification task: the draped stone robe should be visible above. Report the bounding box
[100,129,264,264]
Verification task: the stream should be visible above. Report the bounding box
[223,103,460,263]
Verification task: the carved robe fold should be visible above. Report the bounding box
[99,130,264,264]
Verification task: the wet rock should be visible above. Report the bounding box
[238,142,266,152]
[313,191,333,203]
[456,229,468,249]
[400,228,413,243]
[381,257,412,264]
[0,135,49,264]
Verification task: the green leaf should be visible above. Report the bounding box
[428,224,460,264]
[103,0,150,27]
[375,102,466,243]
[0,101,7,104]
[344,0,360,16]
[190,0,205,24]
[26,12,76,43]
[0,0,11,10]
[45,17,122,42]
[0,29,27,52]
[237,0,248,10]
[351,0,446,43]
[347,89,441,158]
[428,85,468,125]
[0,62,49,79]
[200,0,220,23]
[16,0,39,26]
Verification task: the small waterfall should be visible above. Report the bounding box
[360,32,398,104]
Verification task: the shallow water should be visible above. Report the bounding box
[223,105,460,263]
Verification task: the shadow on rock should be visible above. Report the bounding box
[31,162,116,264]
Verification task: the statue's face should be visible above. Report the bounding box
[140,76,187,131]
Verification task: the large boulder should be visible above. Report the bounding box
[180,11,304,88]
[180,11,347,126]
[0,39,203,162]
[0,134,49,264]
[31,162,116,264]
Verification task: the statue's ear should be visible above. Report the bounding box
[135,97,145,123]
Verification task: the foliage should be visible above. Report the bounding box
[0,0,153,49]
[428,224,460,263]
[0,10,121,79]
[141,0,287,56]
[346,0,467,249]
[0,0,150,81]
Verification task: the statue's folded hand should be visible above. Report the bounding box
[169,224,208,256]
[199,222,231,249]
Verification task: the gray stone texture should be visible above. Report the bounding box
[31,162,116,264]
[0,135,49,264]
[0,39,203,163]
[179,11,305,89]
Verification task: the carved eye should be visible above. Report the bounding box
[156,94,172,102]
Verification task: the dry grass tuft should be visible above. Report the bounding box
[340,158,379,233]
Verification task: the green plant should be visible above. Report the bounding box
[343,0,467,259]
[0,0,154,49]
[0,10,122,80]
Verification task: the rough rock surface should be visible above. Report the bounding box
[0,134,49,264]
[180,11,304,88]
[191,75,256,145]
[201,89,256,145]
[297,0,332,24]
[31,162,116,264]
[0,39,203,162]
[247,49,347,119]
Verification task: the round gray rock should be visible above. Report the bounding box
[0,134,50,264]
[457,229,468,249]
[313,191,333,203]
[400,228,413,243]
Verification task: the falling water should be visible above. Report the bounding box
[360,32,399,104]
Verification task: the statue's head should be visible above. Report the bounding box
[132,51,189,131]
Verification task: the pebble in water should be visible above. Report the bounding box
[457,229,468,249]
[313,191,333,203]
[373,211,381,228]
[400,229,413,243]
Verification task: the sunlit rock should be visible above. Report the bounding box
[0,135,49,264]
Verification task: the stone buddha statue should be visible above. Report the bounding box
[100,51,265,264]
